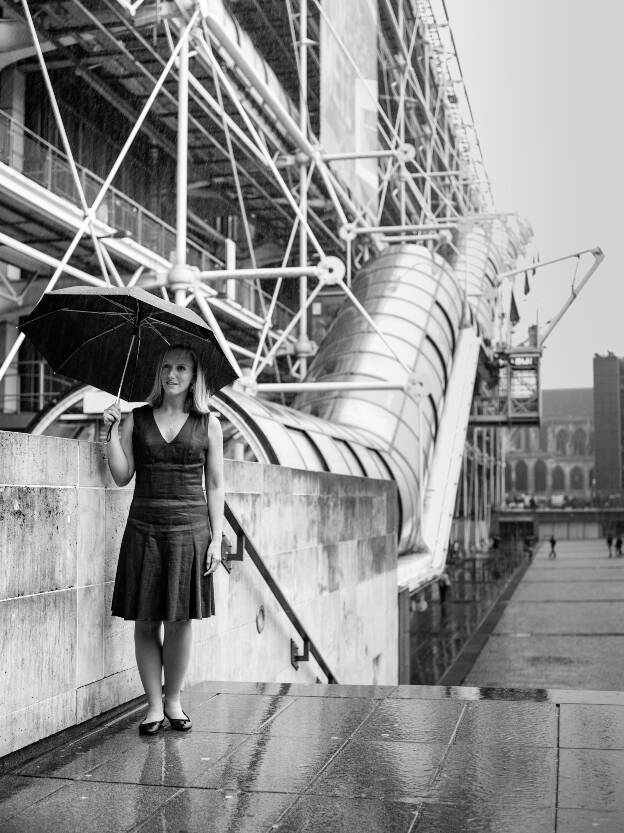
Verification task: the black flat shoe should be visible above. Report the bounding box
[138,718,164,736]
[164,709,192,732]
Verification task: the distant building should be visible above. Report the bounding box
[593,353,624,492]
[505,388,594,502]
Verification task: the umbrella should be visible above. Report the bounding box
[19,285,239,406]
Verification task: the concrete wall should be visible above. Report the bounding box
[0,430,398,758]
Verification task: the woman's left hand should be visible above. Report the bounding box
[204,538,222,576]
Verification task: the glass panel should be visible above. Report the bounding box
[350,443,389,478]
[336,440,366,476]
[288,429,327,471]
[253,417,306,469]
[306,431,353,475]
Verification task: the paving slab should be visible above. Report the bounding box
[464,540,624,691]
[0,680,623,832]
[2,540,624,831]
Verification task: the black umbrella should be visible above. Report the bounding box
[19,285,239,405]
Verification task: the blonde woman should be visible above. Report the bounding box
[103,343,224,735]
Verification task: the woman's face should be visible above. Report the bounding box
[161,349,195,396]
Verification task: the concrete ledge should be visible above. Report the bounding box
[0,430,399,757]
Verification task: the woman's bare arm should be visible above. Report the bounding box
[104,407,135,486]
[205,413,224,539]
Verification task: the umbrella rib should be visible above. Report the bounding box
[54,321,131,373]
[22,307,134,328]
[142,319,173,343]
[144,318,214,341]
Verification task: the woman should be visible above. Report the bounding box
[103,343,224,735]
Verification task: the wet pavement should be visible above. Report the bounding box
[409,553,529,684]
[2,677,624,831]
[465,539,624,691]
[3,539,624,831]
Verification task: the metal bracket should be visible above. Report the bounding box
[290,637,310,670]
[226,531,244,562]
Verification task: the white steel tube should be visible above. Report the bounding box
[352,223,456,235]
[20,0,111,284]
[0,12,199,387]
[192,287,243,379]
[254,381,415,393]
[320,149,401,161]
[198,265,321,281]
[538,250,605,346]
[0,232,106,287]
[176,33,189,273]
[298,0,309,378]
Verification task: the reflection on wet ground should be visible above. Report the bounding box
[3,541,624,831]
[2,679,624,832]
[410,552,528,685]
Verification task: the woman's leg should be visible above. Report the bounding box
[134,621,164,721]
[163,620,193,718]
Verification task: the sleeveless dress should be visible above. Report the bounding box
[111,404,215,621]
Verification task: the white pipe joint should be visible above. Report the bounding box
[317,256,345,285]
[167,262,196,289]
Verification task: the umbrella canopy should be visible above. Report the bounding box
[19,286,239,402]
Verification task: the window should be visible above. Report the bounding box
[534,459,547,492]
[552,466,565,491]
[515,460,528,492]
[556,429,569,455]
[572,428,586,456]
[570,466,584,491]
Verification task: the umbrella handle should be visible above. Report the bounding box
[106,329,136,442]
[105,416,117,443]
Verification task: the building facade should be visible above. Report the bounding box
[505,388,594,503]
[593,353,624,493]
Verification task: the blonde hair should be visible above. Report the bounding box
[146,344,211,415]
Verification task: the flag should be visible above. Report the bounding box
[509,290,520,326]
[523,271,530,295]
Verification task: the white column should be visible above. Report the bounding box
[0,322,20,413]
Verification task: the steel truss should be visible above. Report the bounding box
[0,0,500,398]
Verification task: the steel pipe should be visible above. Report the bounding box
[197,265,322,281]
[252,381,420,393]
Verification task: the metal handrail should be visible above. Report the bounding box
[0,109,219,271]
[0,108,298,335]
[223,501,338,684]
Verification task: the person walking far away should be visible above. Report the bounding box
[549,534,557,559]
[103,343,225,736]
[607,535,613,558]
[438,571,451,604]
[617,536,623,558]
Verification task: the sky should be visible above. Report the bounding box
[444,0,624,389]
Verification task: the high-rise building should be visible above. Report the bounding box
[593,353,624,492]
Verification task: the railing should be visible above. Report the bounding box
[223,501,338,684]
[0,110,218,272]
[449,547,528,585]
[0,110,296,332]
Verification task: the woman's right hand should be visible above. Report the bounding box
[103,403,121,429]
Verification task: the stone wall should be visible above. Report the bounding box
[0,431,398,758]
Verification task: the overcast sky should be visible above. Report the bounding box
[445,0,624,389]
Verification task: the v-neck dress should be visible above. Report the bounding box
[111,404,215,621]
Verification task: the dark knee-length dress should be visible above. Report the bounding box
[111,404,215,621]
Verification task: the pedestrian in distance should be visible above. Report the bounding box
[607,535,613,557]
[438,571,451,604]
[617,536,623,558]
[103,343,225,736]
[549,534,557,559]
